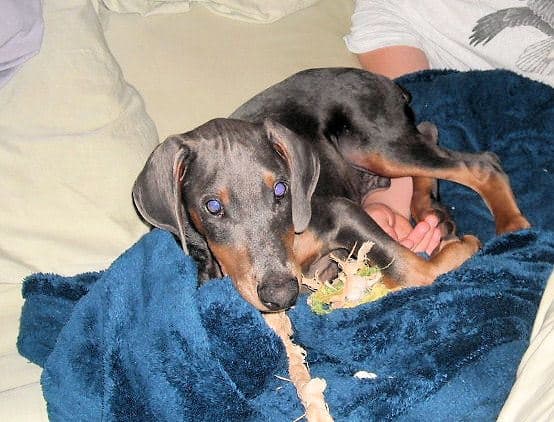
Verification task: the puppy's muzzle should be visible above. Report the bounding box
[257,277,300,311]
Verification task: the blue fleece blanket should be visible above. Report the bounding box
[18,70,554,421]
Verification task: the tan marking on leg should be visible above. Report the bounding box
[349,151,530,234]
[411,176,457,239]
[393,235,481,287]
[436,162,530,234]
[293,230,326,270]
[411,176,435,221]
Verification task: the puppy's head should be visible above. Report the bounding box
[133,118,320,312]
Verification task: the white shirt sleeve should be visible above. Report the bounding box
[344,0,424,54]
[343,0,553,87]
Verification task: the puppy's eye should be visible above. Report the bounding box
[273,181,287,199]
[205,199,223,215]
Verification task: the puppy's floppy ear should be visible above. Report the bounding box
[264,119,320,233]
[132,135,191,253]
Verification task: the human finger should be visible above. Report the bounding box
[365,203,399,241]
[425,227,442,255]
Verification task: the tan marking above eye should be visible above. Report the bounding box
[263,171,277,189]
[218,187,231,206]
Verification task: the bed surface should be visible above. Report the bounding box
[1,0,552,420]
[0,0,358,419]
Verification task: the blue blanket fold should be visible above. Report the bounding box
[17,69,554,421]
[20,230,300,421]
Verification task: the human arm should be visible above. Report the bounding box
[357,45,430,79]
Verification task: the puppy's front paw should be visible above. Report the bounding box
[460,234,481,255]
[419,207,456,240]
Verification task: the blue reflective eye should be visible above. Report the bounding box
[205,199,223,215]
[274,181,287,199]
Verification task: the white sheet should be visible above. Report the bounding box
[499,269,554,421]
[99,0,319,22]
[3,0,552,419]
[0,0,44,88]
[0,0,158,418]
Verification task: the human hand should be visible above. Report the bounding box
[364,203,441,256]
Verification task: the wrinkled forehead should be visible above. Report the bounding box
[185,121,286,192]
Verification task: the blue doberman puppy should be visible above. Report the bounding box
[133,68,530,312]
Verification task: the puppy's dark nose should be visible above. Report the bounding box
[257,278,299,311]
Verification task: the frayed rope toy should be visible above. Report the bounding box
[303,242,399,315]
[266,242,400,421]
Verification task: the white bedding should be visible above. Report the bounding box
[498,270,554,421]
[99,0,319,22]
[0,0,159,418]
[1,0,552,419]
[0,0,43,89]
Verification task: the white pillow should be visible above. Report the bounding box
[498,270,554,421]
[99,0,319,22]
[200,0,320,23]
[0,0,44,89]
[0,0,159,282]
[99,0,191,15]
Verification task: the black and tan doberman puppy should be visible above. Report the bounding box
[133,68,530,312]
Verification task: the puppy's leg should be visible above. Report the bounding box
[342,131,529,235]
[410,149,529,234]
[303,198,480,288]
[411,176,457,242]
[410,123,457,240]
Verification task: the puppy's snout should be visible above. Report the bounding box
[257,277,299,311]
